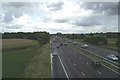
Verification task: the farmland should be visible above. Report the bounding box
[3,48,37,78]
[2,39,38,50]
[2,39,51,78]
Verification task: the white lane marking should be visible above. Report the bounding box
[81,72,85,76]
[102,64,120,75]
[58,55,69,80]
[51,54,53,77]
[86,63,89,64]
[74,63,76,66]
[98,71,102,75]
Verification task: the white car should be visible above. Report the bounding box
[52,53,57,56]
[81,44,88,48]
[107,54,118,61]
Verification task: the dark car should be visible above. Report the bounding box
[60,43,63,46]
[73,42,77,45]
[116,55,120,59]
[92,60,102,67]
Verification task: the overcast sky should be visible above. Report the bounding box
[0,0,118,34]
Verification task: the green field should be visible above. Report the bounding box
[3,48,37,78]
[73,38,118,51]
[2,39,51,78]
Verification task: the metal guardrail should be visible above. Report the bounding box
[67,39,120,65]
[102,60,120,69]
[73,44,120,69]
[66,39,120,70]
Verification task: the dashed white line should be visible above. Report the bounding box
[79,57,81,59]
[98,71,102,75]
[58,55,70,80]
[81,72,85,76]
[74,63,76,66]
[86,63,89,64]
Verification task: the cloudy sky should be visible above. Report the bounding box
[0,0,118,34]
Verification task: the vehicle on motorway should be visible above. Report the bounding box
[64,43,67,45]
[52,53,58,56]
[53,41,55,43]
[81,44,88,48]
[60,43,63,46]
[115,55,120,59]
[107,54,118,61]
[92,60,102,67]
[73,42,77,45]
[57,45,59,48]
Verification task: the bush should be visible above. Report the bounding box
[84,36,107,45]
[115,39,120,47]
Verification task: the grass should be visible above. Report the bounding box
[2,48,38,78]
[2,39,39,50]
[73,38,118,51]
[20,43,51,78]
[68,43,120,73]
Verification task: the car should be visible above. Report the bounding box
[60,43,63,46]
[64,43,67,45]
[57,45,59,48]
[52,53,58,56]
[92,60,102,67]
[115,55,120,59]
[81,44,88,48]
[73,42,77,45]
[107,54,118,61]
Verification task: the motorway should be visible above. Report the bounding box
[65,38,120,62]
[50,36,119,78]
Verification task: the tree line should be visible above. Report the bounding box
[2,32,50,45]
[56,32,120,46]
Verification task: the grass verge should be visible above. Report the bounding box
[20,43,51,78]
[2,48,37,78]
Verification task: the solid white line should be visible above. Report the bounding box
[58,55,70,80]
[51,54,53,77]
[102,64,120,75]
[81,72,85,76]
[69,43,120,75]
[98,71,102,74]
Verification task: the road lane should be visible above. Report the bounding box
[50,36,119,78]
[50,37,67,78]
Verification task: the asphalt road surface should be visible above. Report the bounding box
[65,38,120,62]
[50,36,119,79]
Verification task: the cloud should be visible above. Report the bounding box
[2,2,41,8]
[54,18,68,23]
[81,2,118,16]
[71,15,101,27]
[47,1,64,11]
[1,1,118,33]
[2,2,42,23]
